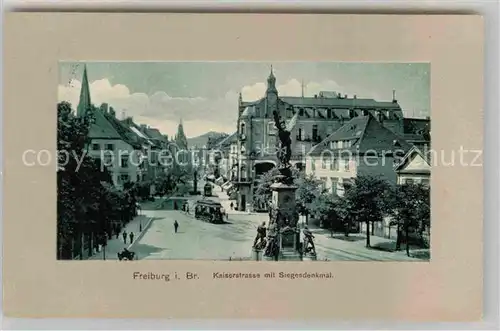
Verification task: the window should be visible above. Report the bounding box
[268,122,276,136]
[299,109,304,116]
[320,177,327,190]
[338,141,343,149]
[330,158,339,171]
[327,109,332,118]
[321,159,327,169]
[105,144,114,151]
[121,155,129,168]
[240,123,246,135]
[297,127,303,141]
[404,178,414,185]
[312,125,318,141]
[92,143,100,151]
[344,158,350,171]
[119,174,130,183]
[330,177,338,194]
[310,158,316,171]
[330,141,338,149]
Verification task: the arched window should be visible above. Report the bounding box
[240,122,246,135]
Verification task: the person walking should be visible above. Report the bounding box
[230,202,234,210]
[174,220,179,233]
[129,232,134,244]
[122,230,127,244]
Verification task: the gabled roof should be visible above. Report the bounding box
[87,109,123,140]
[102,112,142,149]
[394,145,431,172]
[308,114,412,156]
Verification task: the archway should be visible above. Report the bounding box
[254,161,276,176]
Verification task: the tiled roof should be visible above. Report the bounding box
[394,145,431,172]
[281,96,400,109]
[87,109,123,140]
[144,127,167,141]
[403,118,430,134]
[103,113,142,149]
[308,114,412,156]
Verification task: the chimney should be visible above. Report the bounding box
[353,94,357,99]
[392,89,397,103]
[314,94,317,98]
[140,124,148,130]
[109,107,116,117]
[344,94,347,99]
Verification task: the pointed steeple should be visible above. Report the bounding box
[266,64,277,94]
[76,64,92,118]
[175,118,188,149]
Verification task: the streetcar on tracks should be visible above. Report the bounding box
[194,199,225,224]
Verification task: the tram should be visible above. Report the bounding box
[194,199,225,224]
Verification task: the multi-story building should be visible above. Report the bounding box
[76,66,147,189]
[232,67,411,211]
[394,145,431,187]
[305,114,413,197]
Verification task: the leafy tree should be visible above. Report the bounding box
[295,173,324,225]
[387,183,430,255]
[252,167,283,209]
[308,192,341,234]
[57,101,137,259]
[341,175,391,247]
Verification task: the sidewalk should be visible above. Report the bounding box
[308,225,427,261]
[88,214,152,260]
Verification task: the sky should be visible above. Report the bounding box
[58,62,430,138]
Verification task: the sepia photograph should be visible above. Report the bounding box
[56,62,431,262]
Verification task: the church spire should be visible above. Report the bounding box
[175,118,188,149]
[76,64,92,118]
[266,64,277,94]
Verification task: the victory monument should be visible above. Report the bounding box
[252,110,317,261]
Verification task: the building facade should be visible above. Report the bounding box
[394,146,431,187]
[306,115,413,196]
[233,68,410,211]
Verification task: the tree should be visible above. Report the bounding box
[57,101,136,259]
[387,183,430,256]
[295,172,324,225]
[252,167,281,209]
[308,192,341,234]
[341,175,391,247]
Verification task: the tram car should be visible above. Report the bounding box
[194,199,225,224]
[203,182,213,197]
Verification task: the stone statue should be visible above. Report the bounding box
[273,110,298,169]
[302,226,317,256]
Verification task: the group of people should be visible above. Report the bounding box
[252,221,317,255]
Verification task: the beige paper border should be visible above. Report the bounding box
[3,13,483,321]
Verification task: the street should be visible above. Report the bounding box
[129,182,422,261]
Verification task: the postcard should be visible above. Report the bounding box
[3,13,483,321]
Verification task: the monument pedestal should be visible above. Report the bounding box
[278,226,302,261]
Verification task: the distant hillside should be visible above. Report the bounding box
[187,131,229,148]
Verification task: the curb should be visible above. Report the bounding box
[127,216,154,251]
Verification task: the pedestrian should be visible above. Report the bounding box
[122,230,127,244]
[174,220,179,233]
[129,232,134,244]
[230,202,234,210]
